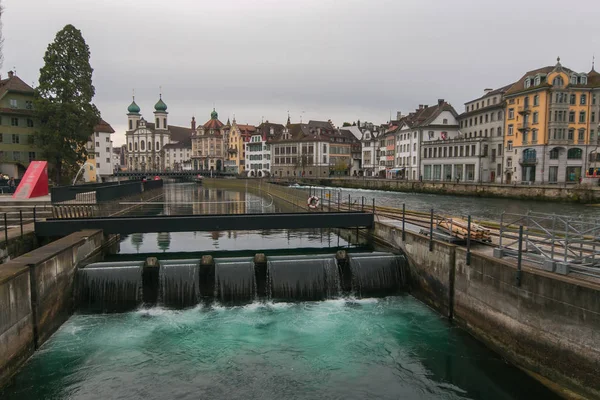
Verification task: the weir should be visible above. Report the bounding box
[76,252,407,309]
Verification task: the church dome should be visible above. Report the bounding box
[155,96,168,112]
[128,100,140,114]
[211,108,218,119]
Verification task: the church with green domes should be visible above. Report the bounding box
[125,95,193,171]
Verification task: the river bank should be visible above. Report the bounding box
[272,177,600,204]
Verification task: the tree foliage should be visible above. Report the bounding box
[34,24,100,184]
[342,122,351,127]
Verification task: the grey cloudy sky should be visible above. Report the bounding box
[3,0,599,145]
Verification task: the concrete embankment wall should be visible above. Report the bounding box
[0,230,106,388]
[374,222,600,399]
[204,179,310,210]
[0,231,38,265]
[282,177,600,203]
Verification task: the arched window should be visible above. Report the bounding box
[156,118,160,129]
[128,142,132,151]
[523,148,536,161]
[129,120,132,130]
[553,76,564,87]
[134,142,138,151]
[549,148,559,159]
[140,140,145,151]
[567,148,582,159]
[156,142,160,151]
[497,111,502,120]
[148,142,152,151]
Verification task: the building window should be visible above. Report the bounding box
[134,142,138,151]
[156,118,160,129]
[569,111,575,123]
[497,127,502,137]
[533,95,539,106]
[28,152,35,161]
[129,120,133,130]
[26,119,34,127]
[507,141,513,151]
[490,127,495,136]
[549,148,559,159]
[25,101,32,110]
[553,76,564,86]
[129,143,132,151]
[508,124,513,136]
[568,129,574,140]
[508,108,514,119]
[592,112,596,123]
[569,94,576,105]
[578,129,585,141]
[96,162,100,168]
[106,158,110,163]
[593,95,597,105]
[95,132,99,137]
[580,94,586,105]
[567,148,582,159]
[163,118,167,128]
[579,111,586,123]
[12,134,19,144]
[532,129,538,142]
[9,99,17,108]
[140,140,145,151]
[11,117,18,126]
[533,112,538,124]
[506,157,512,168]
[498,111,502,120]
[524,78,531,88]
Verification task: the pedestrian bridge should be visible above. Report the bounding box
[34,211,374,237]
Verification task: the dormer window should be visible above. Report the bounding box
[570,75,578,85]
[553,76,564,87]
[443,119,448,124]
[534,75,541,86]
[524,78,531,88]
[580,76,588,85]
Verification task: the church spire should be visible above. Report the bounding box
[286,111,291,127]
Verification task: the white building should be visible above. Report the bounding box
[163,139,192,171]
[85,119,115,182]
[360,127,383,177]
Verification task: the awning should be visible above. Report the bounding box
[388,168,405,173]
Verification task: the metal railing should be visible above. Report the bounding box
[496,211,600,277]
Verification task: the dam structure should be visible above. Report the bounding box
[0,180,597,399]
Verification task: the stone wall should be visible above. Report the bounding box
[281,177,600,203]
[373,221,600,399]
[0,230,106,389]
[0,231,38,264]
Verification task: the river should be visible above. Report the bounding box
[0,183,562,399]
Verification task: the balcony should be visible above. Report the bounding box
[517,105,531,114]
[519,157,538,165]
[547,138,571,146]
[517,121,530,132]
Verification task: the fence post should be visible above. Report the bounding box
[516,225,523,287]
[328,190,331,211]
[361,196,364,211]
[19,210,23,239]
[321,189,324,211]
[402,203,406,241]
[498,212,504,249]
[4,213,7,245]
[429,208,434,251]
[466,215,472,265]
[372,198,375,215]
[348,194,351,211]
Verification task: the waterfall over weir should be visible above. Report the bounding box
[159,259,201,308]
[77,252,407,311]
[268,255,340,301]
[77,261,144,313]
[215,257,256,305]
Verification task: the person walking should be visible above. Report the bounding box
[8,177,16,193]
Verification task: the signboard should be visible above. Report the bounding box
[13,161,49,199]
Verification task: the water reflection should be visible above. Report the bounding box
[120,183,349,254]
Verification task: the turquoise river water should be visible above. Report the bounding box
[0,184,562,399]
[2,297,559,400]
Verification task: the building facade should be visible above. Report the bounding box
[245,122,284,177]
[503,58,600,184]
[163,139,192,171]
[360,126,382,177]
[191,109,227,171]
[458,85,511,183]
[227,120,256,174]
[84,119,115,182]
[0,71,38,178]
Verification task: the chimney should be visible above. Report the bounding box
[7,71,14,78]
[419,104,423,110]
[191,116,196,131]
[396,111,402,120]
[484,88,493,94]
[437,99,444,106]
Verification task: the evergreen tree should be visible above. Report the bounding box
[34,24,100,184]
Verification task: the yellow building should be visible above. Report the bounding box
[503,58,600,184]
[227,119,256,174]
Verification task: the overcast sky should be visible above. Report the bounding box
[3,0,599,145]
